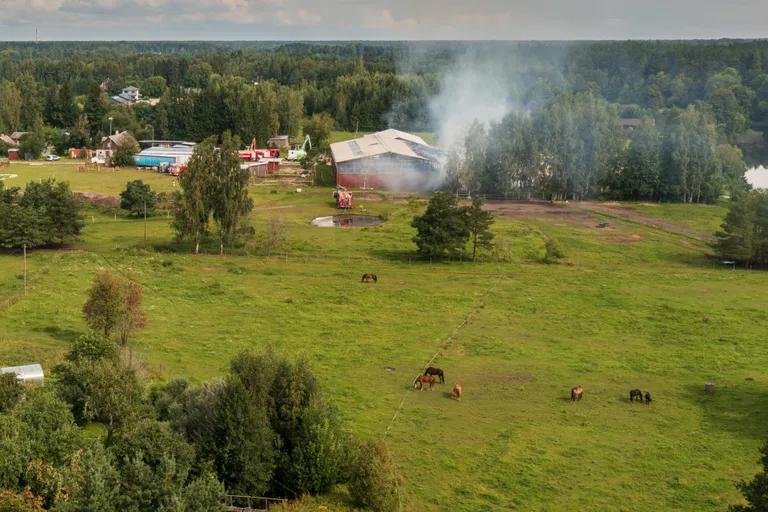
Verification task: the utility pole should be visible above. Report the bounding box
[23,245,27,296]
[109,117,114,135]
[143,200,147,242]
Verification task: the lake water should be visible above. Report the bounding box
[746,166,768,190]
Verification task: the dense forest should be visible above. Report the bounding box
[1,40,767,200]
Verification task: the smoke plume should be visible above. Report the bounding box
[428,49,520,152]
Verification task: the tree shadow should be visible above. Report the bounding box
[683,383,768,441]
[38,325,81,343]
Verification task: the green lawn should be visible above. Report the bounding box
[0,183,764,511]
[2,162,177,196]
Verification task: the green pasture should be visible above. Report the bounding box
[609,201,730,237]
[0,177,766,511]
[2,162,177,196]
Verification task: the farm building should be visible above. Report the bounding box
[133,144,195,167]
[268,135,290,148]
[330,129,444,191]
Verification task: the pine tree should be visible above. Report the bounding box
[411,191,469,259]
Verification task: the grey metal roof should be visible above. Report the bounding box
[330,130,436,164]
[122,86,139,92]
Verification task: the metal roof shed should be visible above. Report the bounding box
[1,364,44,385]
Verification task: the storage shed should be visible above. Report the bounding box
[134,145,195,167]
[329,130,444,191]
[1,364,44,385]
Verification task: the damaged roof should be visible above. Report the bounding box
[330,130,434,164]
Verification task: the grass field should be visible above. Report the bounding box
[0,164,766,511]
[595,201,730,237]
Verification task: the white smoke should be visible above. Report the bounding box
[429,50,519,153]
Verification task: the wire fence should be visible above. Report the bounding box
[380,272,502,512]
[0,249,63,313]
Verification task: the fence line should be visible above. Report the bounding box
[0,249,63,313]
[380,272,502,512]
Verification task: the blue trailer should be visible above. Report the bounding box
[133,154,176,168]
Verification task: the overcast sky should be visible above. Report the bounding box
[0,0,767,41]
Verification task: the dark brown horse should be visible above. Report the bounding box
[424,367,445,384]
[414,375,435,390]
[644,392,652,404]
[361,273,378,283]
[571,386,583,402]
[630,389,643,402]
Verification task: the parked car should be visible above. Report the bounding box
[45,155,61,161]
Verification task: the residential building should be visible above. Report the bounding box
[111,86,141,105]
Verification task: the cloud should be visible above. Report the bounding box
[1,0,767,39]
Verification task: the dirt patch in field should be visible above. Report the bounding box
[502,375,535,382]
[202,267,224,272]
[597,234,643,244]
[74,191,120,206]
[696,289,710,294]
[481,200,591,219]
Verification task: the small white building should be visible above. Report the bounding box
[1,364,44,385]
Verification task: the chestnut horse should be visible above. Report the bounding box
[361,273,378,283]
[453,383,462,401]
[414,375,435,390]
[424,367,445,384]
[571,386,583,402]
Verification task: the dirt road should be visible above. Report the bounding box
[571,202,717,242]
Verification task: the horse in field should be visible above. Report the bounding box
[414,375,435,391]
[570,386,583,402]
[361,273,378,283]
[644,392,652,404]
[630,389,643,402]
[424,367,445,384]
[453,383,462,401]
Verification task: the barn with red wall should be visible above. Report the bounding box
[330,130,444,191]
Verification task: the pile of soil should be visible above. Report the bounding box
[74,192,120,206]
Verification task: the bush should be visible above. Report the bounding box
[112,147,136,168]
[348,441,398,512]
[730,440,768,511]
[0,373,25,413]
[544,237,566,263]
[119,180,157,216]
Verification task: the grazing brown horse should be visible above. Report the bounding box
[570,386,583,402]
[361,273,378,283]
[424,367,445,384]
[453,383,462,401]
[644,392,652,404]
[629,389,643,402]
[414,375,435,390]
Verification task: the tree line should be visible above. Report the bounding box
[447,92,750,203]
[2,41,768,147]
